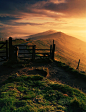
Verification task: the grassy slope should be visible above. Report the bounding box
[27,30,56,39]
[12,39,27,46]
[0,74,86,112]
[10,37,86,73]
[1,38,86,112]
[29,37,86,71]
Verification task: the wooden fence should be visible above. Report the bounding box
[0,40,8,62]
[0,37,55,62]
[8,37,55,61]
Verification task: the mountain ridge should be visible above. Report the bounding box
[26,30,57,39]
[26,30,86,44]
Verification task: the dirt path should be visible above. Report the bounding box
[30,61,86,93]
[0,61,86,93]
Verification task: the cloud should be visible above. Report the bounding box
[0,0,47,15]
[11,22,44,26]
[0,32,10,40]
[44,2,67,12]
[0,0,86,19]
[43,0,86,17]
[0,0,65,19]
[0,0,86,39]
[0,16,45,26]
[0,16,20,24]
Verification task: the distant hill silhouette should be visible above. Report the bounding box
[26,30,57,40]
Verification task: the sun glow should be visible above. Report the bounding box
[9,16,86,42]
[0,0,86,42]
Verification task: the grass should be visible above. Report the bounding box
[3,59,31,69]
[0,74,86,112]
[28,40,51,50]
[29,39,86,79]
[55,60,86,82]
[30,38,86,72]
[1,38,86,111]
[12,39,27,46]
[55,48,86,72]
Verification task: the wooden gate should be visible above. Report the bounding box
[8,37,55,62]
[16,44,54,61]
[0,40,8,62]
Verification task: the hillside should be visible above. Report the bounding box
[1,37,86,111]
[1,60,86,112]
[26,30,57,40]
[26,30,86,71]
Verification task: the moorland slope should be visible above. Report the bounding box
[27,30,86,71]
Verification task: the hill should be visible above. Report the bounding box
[0,61,86,112]
[26,30,57,40]
[1,37,86,111]
[26,30,86,71]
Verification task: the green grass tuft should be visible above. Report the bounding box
[0,74,86,112]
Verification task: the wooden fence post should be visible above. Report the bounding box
[76,59,80,70]
[6,40,8,60]
[53,40,54,45]
[50,45,52,59]
[52,40,55,60]
[32,45,36,61]
[9,37,12,60]
[14,46,19,61]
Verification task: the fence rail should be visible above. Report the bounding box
[15,41,55,61]
[0,40,8,62]
[0,37,55,62]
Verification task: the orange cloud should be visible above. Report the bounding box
[43,0,86,17]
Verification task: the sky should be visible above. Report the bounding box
[0,0,86,41]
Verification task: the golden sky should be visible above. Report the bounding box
[0,0,86,41]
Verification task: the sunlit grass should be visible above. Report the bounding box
[30,38,86,72]
[0,74,86,112]
[12,39,27,46]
